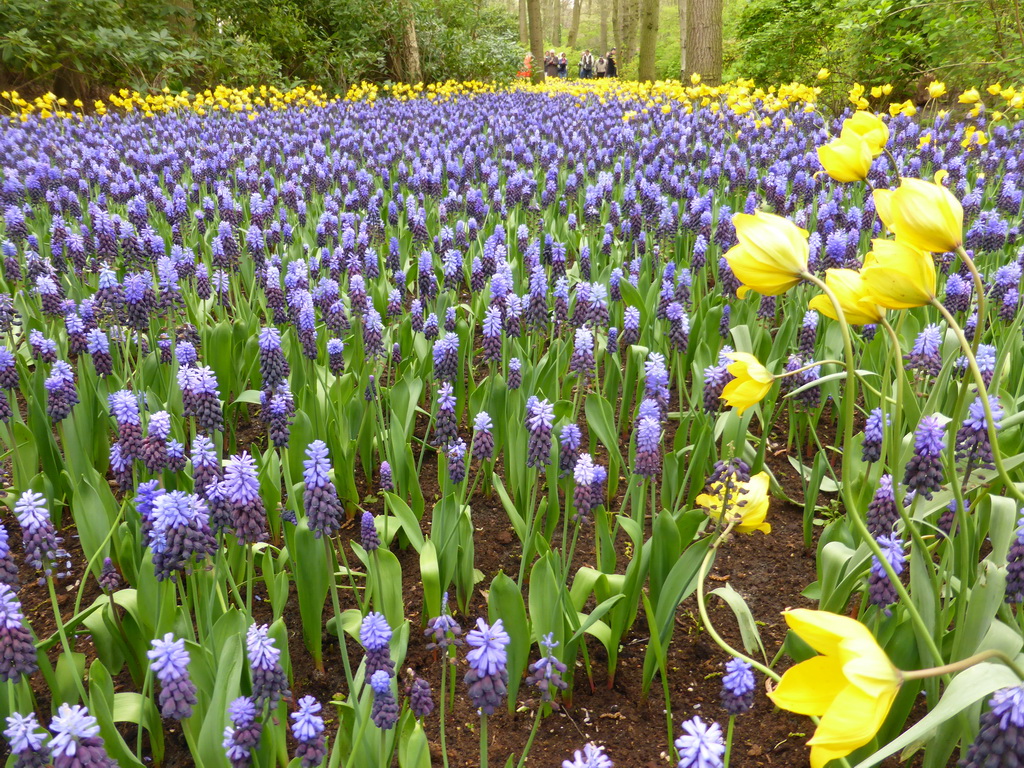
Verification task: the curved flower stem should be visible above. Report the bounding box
[878,319,905,455]
[802,271,946,668]
[695,533,780,683]
[930,298,1024,504]
[902,648,1024,681]
[955,245,985,356]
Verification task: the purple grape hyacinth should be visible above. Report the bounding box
[246,623,291,710]
[464,617,510,715]
[959,684,1024,767]
[49,704,117,768]
[222,697,262,768]
[524,633,568,708]
[904,416,946,499]
[562,743,614,768]
[361,611,395,679]
[148,633,197,719]
[675,715,725,768]
[15,490,69,581]
[0,583,38,681]
[291,696,327,768]
[720,658,755,715]
[4,711,48,768]
[525,396,555,469]
[220,452,267,544]
[302,440,344,539]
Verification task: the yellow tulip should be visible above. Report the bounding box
[927,80,947,99]
[884,175,964,253]
[988,82,1003,95]
[696,470,771,534]
[808,269,886,325]
[817,133,872,182]
[817,68,831,80]
[720,352,774,414]
[861,239,936,309]
[768,609,901,768]
[724,212,809,296]
[959,88,981,104]
[840,111,889,156]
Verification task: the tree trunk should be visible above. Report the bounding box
[568,0,584,47]
[686,0,722,84]
[637,0,660,81]
[550,0,561,45]
[527,0,546,83]
[600,0,609,52]
[520,0,530,45]
[620,0,640,63]
[612,0,621,49]
[678,0,688,78]
[403,7,422,82]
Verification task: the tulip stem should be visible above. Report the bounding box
[901,649,1024,681]
[802,271,947,669]
[929,298,1024,504]
[955,245,985,356]
[696,533,780,682]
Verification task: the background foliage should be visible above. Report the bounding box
[0,0,522,96]
[1,0,1021,98]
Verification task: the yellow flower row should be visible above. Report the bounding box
[845,79,1024,118]
[1,84,334,119]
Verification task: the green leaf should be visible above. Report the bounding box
[488,572,529,711]
[853,663,1022,768]
[398,713,432,768]
[709,584,768,662]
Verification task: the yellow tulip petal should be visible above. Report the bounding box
[768,655,847,716]
[808,679,899,768]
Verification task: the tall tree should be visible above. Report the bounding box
[599,0,609,52]
[567,0,584,47]
[686,0,722,83]
[527,0,545,82]
[611,0,621,49]
[620,0,640,63]
[678,0,688,77]
[637,0,660,80]
[519,0,530,44]
[550,0,561,45]
[400,0,422,82]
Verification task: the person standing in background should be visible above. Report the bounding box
[558,53,568,78]
[545,51,558,78]
[595,56,607,78]
[581,50,594,79]
[606,49,617,77]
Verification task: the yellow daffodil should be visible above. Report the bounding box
[840,111,889,156]
[725,212,809,296]
[927,80,947,99]
[808,269,886,325]
[720,352,774,414]
[817,133,873,182]
[879,174,964,253]
[769,610,901,768]
[697,470,771,534]
[861,239,936,309]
